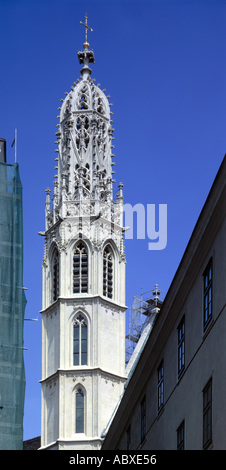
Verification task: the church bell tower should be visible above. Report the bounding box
[40,16,127,450]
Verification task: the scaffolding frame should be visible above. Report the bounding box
[0,162,26,450]
[125,285,164,364]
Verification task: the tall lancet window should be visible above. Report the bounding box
[103,245,113,299]
[73,241,88,293]
[73,314,88,366]
[52,247,59,302]
[75,388,85,433]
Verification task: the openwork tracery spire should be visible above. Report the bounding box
[44,14,124,236]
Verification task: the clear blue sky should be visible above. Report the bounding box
[0,0,225,441]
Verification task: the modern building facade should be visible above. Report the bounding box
[0,143,26,450]
[102,155,226,450]
[40,18,127,450]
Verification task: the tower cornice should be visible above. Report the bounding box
[39,366,127,384]
[40,294,127,315]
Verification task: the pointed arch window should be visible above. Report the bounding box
[73,314,88,366]
[75,388,85,433]
[103,245,113,299]
[73,241,88,294]
[52,247,59,302]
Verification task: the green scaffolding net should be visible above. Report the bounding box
[0,162,26,450]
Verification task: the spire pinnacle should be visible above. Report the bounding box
[77,14,95,79]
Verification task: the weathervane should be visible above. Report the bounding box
[80,13,93,47]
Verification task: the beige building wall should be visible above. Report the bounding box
[102,156,226,451]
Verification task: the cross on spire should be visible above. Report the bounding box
[77,13,95,78]
[80,13,93,47]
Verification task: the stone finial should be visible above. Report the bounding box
[117,182,124,199]
[78,13,95,79]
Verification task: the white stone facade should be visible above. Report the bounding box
[40,30,127,450]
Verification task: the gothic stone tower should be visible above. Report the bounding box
[40,18,127,450]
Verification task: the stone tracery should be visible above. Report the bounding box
[50,56,114,215]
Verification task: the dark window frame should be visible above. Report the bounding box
[157,360,164,412]
[177,420,185,450]
[203,378,212,449]
[203,259,213,330]
[126,424,131,450]
[140,395,146,443]
[177,316,185,377]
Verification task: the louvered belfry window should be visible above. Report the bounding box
[52,248,59,302]
[73,241,88,294]
[103,245,113,299]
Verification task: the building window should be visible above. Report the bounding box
[52,247,59,302]
[157,361,164,412]
[75,388,84,433]
[140,395,146,443]
[73,314,88,366]
[178,316,185,377]
[203,259,212,329]
[103,245,113,299]
[73,241,88,294]
[177,420,185,450]
[126,424,131,450]
[203,378,212,449]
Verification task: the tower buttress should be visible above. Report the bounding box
[40,16,127,450]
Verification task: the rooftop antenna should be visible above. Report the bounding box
[11,128,17,163]
[24,317,38,321]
